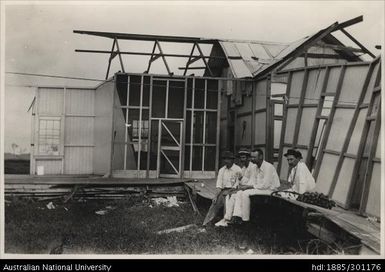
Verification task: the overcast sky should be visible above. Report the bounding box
[2,1,384,153]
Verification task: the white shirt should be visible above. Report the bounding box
[288,161,316,194]
[251,160,280,190]
[216,164,242,189]
[240,162,255,186]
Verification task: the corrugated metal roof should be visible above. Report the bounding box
[218,40,295,78]
[216,34,316,78]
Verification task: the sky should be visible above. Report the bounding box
[1,0,384,154]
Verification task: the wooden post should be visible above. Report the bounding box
[105,39,116,80]
[359,96,381,214]
[265,74,273,163]
[215,80,222,175]
[146,76,152,178]
[306,67,331,168]
[202,80,207,172]
[251,81,256,151]
[180,78,188,178]
[114,38,125,73]
[277,72,292,175]
[109,76,118,177]
[292,69,309,150]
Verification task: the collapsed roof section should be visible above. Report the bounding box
[74,16,375,80]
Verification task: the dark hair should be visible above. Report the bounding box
[253,148,264,157]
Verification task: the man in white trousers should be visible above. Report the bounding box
[212,151,242,227]
[232,149,280,222]
[216,149,254,226]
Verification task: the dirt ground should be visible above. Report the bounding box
[5,195,319,255]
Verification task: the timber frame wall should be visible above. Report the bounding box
[109,72,253,179]
[276,58,381,218]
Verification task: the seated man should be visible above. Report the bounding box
[216,149,254,226]
[284,149,315,194]
[203,151,242,226]
[237,148,255,187]
[232,148,280,222]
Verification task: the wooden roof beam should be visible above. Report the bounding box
[74,30,216,44]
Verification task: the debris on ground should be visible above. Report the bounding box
[246,249,254,254]
[95,205,116,215]
[46,202,56,210]
[152,196,179,207]
[157,224,205,235]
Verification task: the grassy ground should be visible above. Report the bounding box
[5,195,317,255]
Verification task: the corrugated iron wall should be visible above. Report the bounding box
[64,88,95,174]
[32,87,96,175]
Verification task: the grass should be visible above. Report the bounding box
[5,194,319,255]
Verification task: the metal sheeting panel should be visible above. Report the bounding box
[304,69,326,103]
[237,95,252,114]
[347,109,368,154]
[314,153,339,194]
[255,80,267,110]
[331,157,355,205]
[219,41,290,78]
[35,159,62,175]
[284,108,298,143]
[289,71,305,104]
[339,66,369,104]
[235,115,252,146]
[254,112,266,145]
[93,81,114,175]
[297,108,317,146]
[38,88,64,115]
[64,147,93,174]
[65,88,95,115]
[64,117,94,145]
[365,162,381,217]
[326,109,355,152]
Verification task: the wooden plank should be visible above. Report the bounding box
[251,82,256,151]
[146,75,153,177]
[359,98,381,214]
[265,74,273,162]
[347,59,381,210]
[277,72,292,175]
[293,69,309,148]
[306,67,331,167]
[215,80,222,174]
[181,78,188,177]
[313,65,346,180]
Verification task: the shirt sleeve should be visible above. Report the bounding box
[216,168,224,189]
[297,164,315,193]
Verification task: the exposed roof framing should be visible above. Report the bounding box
[74,15,374,80]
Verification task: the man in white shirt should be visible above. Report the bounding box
[232,149,280,222]
[216,149,254,226]
[237,148,255,186]
[284,149,315,194]
[203,151,242,226]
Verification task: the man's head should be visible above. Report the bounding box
[284,149,302,168]
[222,151,235,169]
[251,148,264,166]
[238,148,251,166]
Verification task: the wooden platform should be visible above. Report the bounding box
[186,179,381,255]
[4,175,189,201]
[185,179,217,199]
[5,175,189,186]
